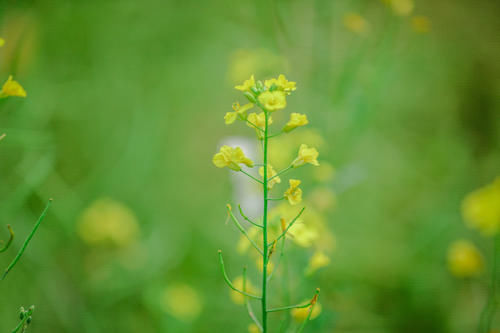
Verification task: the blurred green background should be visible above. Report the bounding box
[0,0,499,332]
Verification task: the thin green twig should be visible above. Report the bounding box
[297,289,320,333]
[238,205,263,228]
[240,169,264,185]
[268,301,312,313]
[244,267,263,331]
[0,225,14,253]
[2,199,52,280]
[227,206,263,255]
[270,207,305,246]
[246,119,266,134]
[269,165,292,182]
[218,250,261,300]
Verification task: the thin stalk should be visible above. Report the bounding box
[246,119,266,134]
[238,205,263,228]
[240,169,264,185]
[269,165,292,182]
[268,302,312,313]
[244,267,264,331]
[480,236,499,333]
[218,251,261,300]
[0,225,14,253]
[261,108,270,332]
[227,206,263,255]
[297,289,320,333]
[270,207,305,246]
[2,199,52,280]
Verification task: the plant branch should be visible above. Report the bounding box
[244,267,263,332]
[238,204,263,228]
[0,225,14,253]
[240,169,264,185]
[218,251,261,300]
[269,207,305,246]
[227,206,263,255]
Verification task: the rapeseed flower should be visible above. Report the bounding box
[247,112,273,138]
[306,251,330,275]
[462,177,500,236]
[213,145,254,171]
[284,179,303,205]
[0,75,27,98]
[292,144,319,167]
[343,13,369,34]
[235,75,256,92]
[264,74,296,94]
[447,240,484,278]
[0,38,4,47]
[258,90,287,111]
[161,284,203,321]
[284,113,308,132]
[225,102,254,125]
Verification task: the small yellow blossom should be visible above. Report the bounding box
[77,198,139,247]
[0,75,27,98]
[225,102,254,124]
[235,74,256,92]
[386,0,414,16]
[306,251,330,275]
[292,144,319,168]
[412,16,431,33]
[161,284,203,321]
[343,13,369,34]
[462,177,500,236]
[230,276,258,304]
[292,302,322,321]
[213,145,254,171]
[0,38,5,47]
[258,90,287,111]
[259,164,281,189]
[264,74,296,94]
[247,112,273,138]
[283,113,308,132]
[288,223,318,248]
[284,179,303,205]
[248,324,260,333]
[447,240,484,278]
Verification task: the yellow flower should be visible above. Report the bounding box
[235,74,256,92]
[264,74,296,94]
[225,102,254,124]
[313,162,335,182]
[248,324,260,333]
[284,179,303,205]
[386,0,414,16]
[0,75,27,98]
[447,240,484,278]
[259,164,281,189]
[412,16,431,33]
[292,302,322,321]
[462,177,500,237]
[77,198,139,247]
[213,145,254,171]
[247,112,273,138]
[292,144,319,167]
[288,223,318,247]
[256,258,274,275]
[306,251,330,275]
[161,284,203,321]
[343,13,369,34]
[283,113,308,133]
[258,90,286,111]
[230,276,258,305]
[0,38,5,47]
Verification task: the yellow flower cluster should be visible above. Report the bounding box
[213,145,254,171]
[447,240,484,278]
[462,177,500,237]
[0,75,27,98]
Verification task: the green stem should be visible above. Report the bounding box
[244,267,263,331]
[297,289,320,333]
[268,302,312,313]
[12,307,34,333]
[480,236,499,333]
[269,165,292,182]
[218,251,261,300]
[227,207,263,255]
[2,199,52,280]
[238,205,263,228]
[240,169,264,185]
[270,207,305,246]
[246,119,266,134]
[262,109,270,332]
[0,225,14,253]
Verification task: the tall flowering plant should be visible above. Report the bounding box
[213,75,321,332]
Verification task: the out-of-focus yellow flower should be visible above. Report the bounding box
[343,13,369,34]
[248,323,260,333]
[447,240,484,278]
[225,102,254,125]
[247,112,273,138]
[235,74,256,92]
[462,177,500,237]
[309,188,336,212]
[258,90,287,111]
[284,179,303,205]
[288,223,318,248]
[264,74,296,94]
[259,164,281,189]
[256,258,274,275]
[313,162,335,182]
[292,302,322,321]
[213,145,254,171]
[385,0,414,16]
[78,198,139,247]
[161,284,203,321]
[230,276,258,304]
[292,144,319,168]
[412,16,431,33]
[0,38,5,47]
[0,75,27,98]
[306,251,330,275]
[284,113,308,133]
